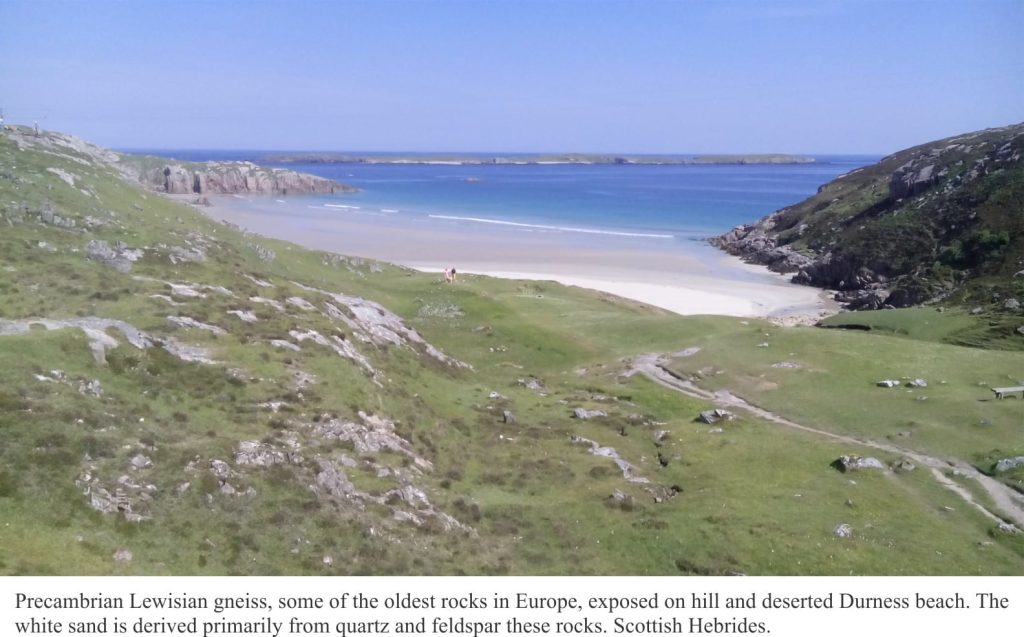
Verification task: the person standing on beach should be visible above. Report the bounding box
[450,267,457,283]
[443,268,452,283]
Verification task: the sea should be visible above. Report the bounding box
[127,149,877,260]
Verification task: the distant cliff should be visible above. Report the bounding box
[122,157,355,196]
[712,123,1024,311]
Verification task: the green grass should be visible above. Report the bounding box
[1,128,1022,575]
[820,307,1024,350]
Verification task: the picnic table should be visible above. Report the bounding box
[992,386,1024,399]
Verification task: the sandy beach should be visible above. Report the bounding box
[183,194,836,320]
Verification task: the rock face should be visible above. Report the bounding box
[134,161,355,196]
[711,123,1024,311]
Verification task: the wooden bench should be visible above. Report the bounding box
[992,386,1024,399]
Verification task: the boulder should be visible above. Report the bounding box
[876,379,900,388]
[697,409,734,425]
[209,459,231,480]
[994,456,1024,473]
[572,408,607,420]
[832,455,885,472]
[1004,298,1021,311]
[113,548,133,562]
[129,454,152,470]
[518,377,545,393]
[833,523,853,539]
[907,379,928,388]
[606,490,635,511]
[892,459,916,473]
[78,379,103,397]
[502,410,516,425]
[85,239,142,273]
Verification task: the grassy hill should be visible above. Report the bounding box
[1,126,1022,575]
[713,124,1024,325]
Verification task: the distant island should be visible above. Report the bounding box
[260,152,818,166]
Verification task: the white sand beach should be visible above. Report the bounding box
[187,194,836,320]
[407,263,833,319]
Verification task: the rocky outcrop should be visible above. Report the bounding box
[4,125,355,197]
[711,218,813,273]
[832,455,886,472]
[712,123,1024,312]
[138,161,354,196]
[0,317,213,364]
[86,240,144,273]
[994,457,1024,473]
[890,161,939,200]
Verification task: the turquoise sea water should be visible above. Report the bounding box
[136,150,876,257]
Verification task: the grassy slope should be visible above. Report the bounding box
[0,130,1021,575]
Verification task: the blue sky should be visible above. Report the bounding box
[1,0,1020,153]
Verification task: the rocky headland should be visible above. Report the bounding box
[129,160,355,196]
[712,123,1024,312]
[3,126,353,196]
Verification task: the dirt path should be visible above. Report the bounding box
[627,352,1024,529]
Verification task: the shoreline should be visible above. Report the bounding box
[172,193,838,322]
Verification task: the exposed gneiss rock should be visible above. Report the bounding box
[712,123,1024,311]
[832,455,886,472]
[5,125,355,197]
[86,239,144,273]
[572,408,607,420]
[291,282,471,370]
[697,409,735,425]
[994,456,1024,473]
[0,317,213,364]
[569,435,648,484]
[129,159,357,196]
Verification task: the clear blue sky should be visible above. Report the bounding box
[1,0,1020,154]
